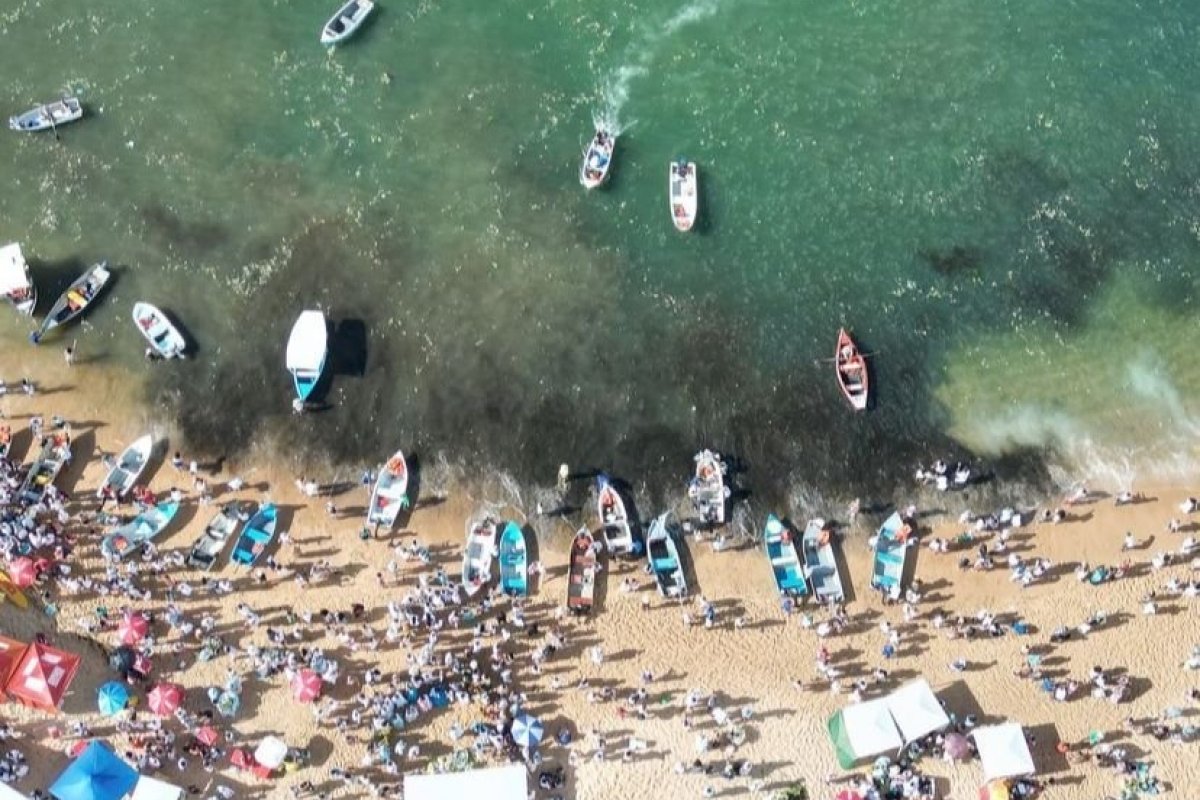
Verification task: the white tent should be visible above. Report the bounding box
[0,783,32,800]
[973,723,1036,780]
[827,696,904,767]
[286,310,328,372]
[0,243,31,295]
[130,775,184,800]
[404,764,527,800]
[885,679,950,742]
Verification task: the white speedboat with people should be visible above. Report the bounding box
[320,0,375,45]
[580,129,615,189]
[669,159,697,231]
[9,97,82,132]
[132,302,187,359]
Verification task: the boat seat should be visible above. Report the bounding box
[232,548,253,564]
[877,551,902,565]
[245,527,272,544]
[770,556,798,566]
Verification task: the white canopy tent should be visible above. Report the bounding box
[130,775,184,800]
[0,243,31,295]
[404,764,527,800]
[827,696,904,767]
[0,782,32,800]
[973,723,1036,780]
[885,679,951,742]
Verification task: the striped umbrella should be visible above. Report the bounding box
[118,612,149,645]
[7,557,36,588]
[291,669,322,703]
[148,682,183,716]
[511,713,544,748]
[97,681,129,716]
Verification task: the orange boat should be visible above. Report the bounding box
[567,529,597,613]
[835,328,869,411]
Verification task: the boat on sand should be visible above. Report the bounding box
[31,262,111,343]
[688,449,729,525]
[97,435,153,499]
[580,129,615,189]
[669,160,698,231]
[188,504,242,571]
[596,475,634,555]
[647,513,687,598]
[498,522,528,597]
[18,432,71,505]
[567,528,597,613]
[231,503,278,567]
[101,501,180,560]
[367,450,408,529]
[801,518,845,604]
[835,328,869,411]
[764,514,808,597]
[462,517,498,596]
[870,511,913,597]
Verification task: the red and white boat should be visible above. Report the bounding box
[835,328,869,411]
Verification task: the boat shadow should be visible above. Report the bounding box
[57,426,97,496]
[327,318,368,378]
[25,254,89,317]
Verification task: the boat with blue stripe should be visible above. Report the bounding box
[231,503,278,567]
[870,511,913,597]
[764,514,808,597]
[498,521,528,596]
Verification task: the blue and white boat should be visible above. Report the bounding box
[596,474,634,555]
[870,511,912,597]
[498,521,528,596]
[801,518,845,604]
[230,503,278,567]
[764,513,808,597]
[101,501,180,560]
[286,310,327,406]
[647,512,688,598]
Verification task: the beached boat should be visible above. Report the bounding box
[96,435,153,499]
[0,243,36,315]
[870,511,912,596]
[101,501,180,560]
[801,518,845,604]
[835,328,869,411]
[187,504,242,570]
[230,503,278,567]
[688,449,729,525]
[30,262,111,344]
[763,513,808,597]
[367,450,408,529]
[669,160,698,231]
[596,474,634,555]
[647,513,688,598]
[580,130,615,189]
[567,528,597,613]
[9,97,82,132]
[462,517,498,596]
[286,310,328,404]
[18,432,72,505]
[498,521,528,597]
[320,0,375,45]
[132,302,187,359]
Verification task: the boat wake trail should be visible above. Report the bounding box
[596,0,725,132]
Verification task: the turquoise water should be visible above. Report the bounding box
[2,0,1199,502]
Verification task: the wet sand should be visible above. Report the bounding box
[0,347,1197,799]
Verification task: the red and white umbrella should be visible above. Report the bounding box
[7,557,37,588]
[834,791,864,800]
[118,612,149,645]
[290,669,322,703]
[196,725,219,747]
[148,682,184,716]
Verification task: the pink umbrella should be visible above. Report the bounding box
[7,557,37,588]
[148,682,183,716]
[196,725,219,747]
[834,792,863,800]
[118,612,149,645]
[290,669,322,703]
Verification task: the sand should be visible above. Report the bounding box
[0,345,1197,800]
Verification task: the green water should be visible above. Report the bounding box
[2,0,1199,502]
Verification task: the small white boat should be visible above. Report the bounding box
[9,97,82,132]
[132,302,187,359]
[187,503,242,571]
[101,501,180,560]
[0,243,36,315]
[367,450,408,529]
[97,435,153,499]
[597,474,634,555]
[580,129,616,189]
[320,0,375,45]
[286,310,328,405]
[669,160,698,231]
[688,449,730,525]
[462,517,498,596]
[801,518,845,604]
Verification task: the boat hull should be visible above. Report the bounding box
[367,450,408,527]
[462,518,497,595]
[669,161,698,231]
[801,519,845,604]
[101,501,180,559]
[32,262,111,343]
[97,434,153,499]
[230,504,278,567]
[764,513,809,597]
[9,97,83,132]
[689,449,728,525]
[567,530,597,612]
[132,302,187,358]
[870,512,912,596]
[580,131,615,189]
[647,513,687,598]
[320,0,375,44]
[498,521,528,596]
[596,475,633,555]
[835,328,869,411]
[188,504,242,570]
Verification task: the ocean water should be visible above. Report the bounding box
[1,0,1198,510]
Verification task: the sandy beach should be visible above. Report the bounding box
[0,346,1196,800]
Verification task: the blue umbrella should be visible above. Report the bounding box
[50,740,138,800]
[96,682,129,717]
[511,713,544,748]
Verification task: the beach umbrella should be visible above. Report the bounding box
[834,791,863,800]
[944,732,972,760]
[49,740,138,800]
[511,713,544,748]
[229,748,253,770]
[196,726,219,747]
[96,682,129,717]
[148,682,183,716]
[291,669,322,703]
[7,557,36,588]
[117,612,149,645]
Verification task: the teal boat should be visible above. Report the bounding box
[100,501,180,559]
[870,511,912,596]
[231,503,278,566]
[498,522,528,596]
[764,514,808,597]
[647,512,688,598]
